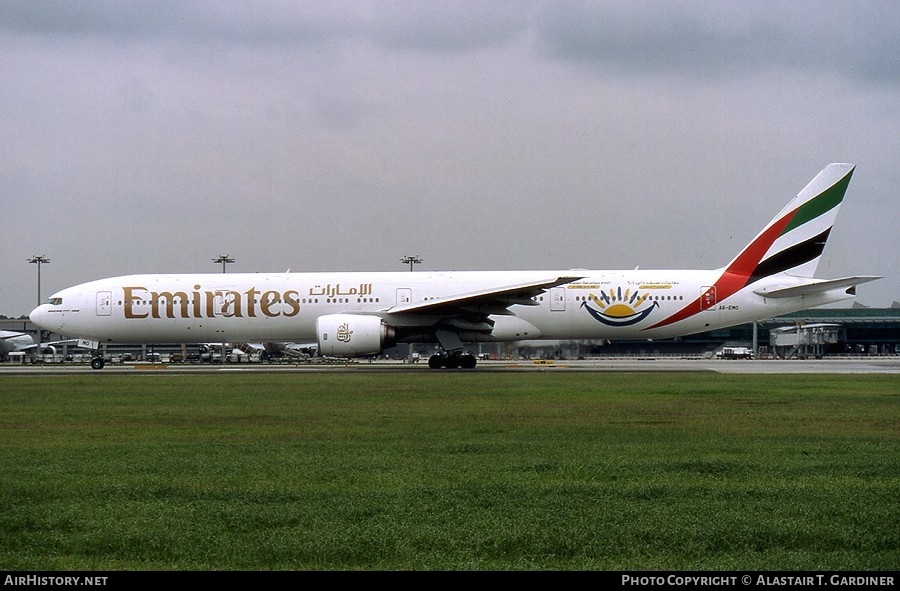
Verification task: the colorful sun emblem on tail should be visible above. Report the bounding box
[581,287,659,327]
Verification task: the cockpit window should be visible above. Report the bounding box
[48,297,63,305]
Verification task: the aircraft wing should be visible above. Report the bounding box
[753,276,881,299]
[35,338,82,349]
[387,275,584,317]
[262,342,319,357]
[3,337,79,352]
[1,333,30,342]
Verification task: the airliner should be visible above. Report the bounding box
[30,163,880,369]
[0,330,36,361]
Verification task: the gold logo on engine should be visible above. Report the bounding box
[337,322,353,342]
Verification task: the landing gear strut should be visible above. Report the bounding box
[428,352,477,369]
[428,329,478,369]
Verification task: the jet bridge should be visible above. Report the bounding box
[769,323,841,359]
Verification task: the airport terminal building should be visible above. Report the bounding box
[562,306,900,360]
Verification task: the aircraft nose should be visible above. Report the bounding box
[29,305,45,327]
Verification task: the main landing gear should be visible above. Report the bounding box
[428,352,477,369]
[427,329,477,369]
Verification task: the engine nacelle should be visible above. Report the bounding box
[316,314,396,357]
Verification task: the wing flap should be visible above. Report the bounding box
[387,275,584,316]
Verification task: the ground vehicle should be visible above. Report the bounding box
[717,346,753,360]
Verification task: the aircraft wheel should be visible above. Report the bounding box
[428,355,443,369]
[460,354,477,369]
[90,357,105,370]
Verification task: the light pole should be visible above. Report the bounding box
[213,254,235,273]
[399,255,422,360]
[28,256,50,363]
[212,255,234,364]
[401,255,422,272]
[28,255,50,306]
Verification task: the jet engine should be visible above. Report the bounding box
[315,314,396,357]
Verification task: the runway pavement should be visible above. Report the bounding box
[2,357,899,374]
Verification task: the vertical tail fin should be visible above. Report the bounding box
[722,163,855,284]
[649,164,859,331]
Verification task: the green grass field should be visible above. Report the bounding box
[0,372,896,571]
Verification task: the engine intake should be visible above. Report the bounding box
[316,314,396,357]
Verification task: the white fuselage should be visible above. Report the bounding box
[29,269,853,346]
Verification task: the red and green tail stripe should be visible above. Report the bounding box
[648,166,853,330]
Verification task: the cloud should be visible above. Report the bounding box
[0,1,896,317]
[0,1,370,63]
[532,1,899,84]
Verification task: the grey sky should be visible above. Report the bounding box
[2,1,897,317]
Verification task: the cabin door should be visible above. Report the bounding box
[701,286,717,311]
[550,287,566,311]
[96,291,112,316]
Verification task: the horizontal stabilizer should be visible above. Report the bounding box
[753,276,881,299]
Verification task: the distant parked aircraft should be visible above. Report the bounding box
[0,330,36,361]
